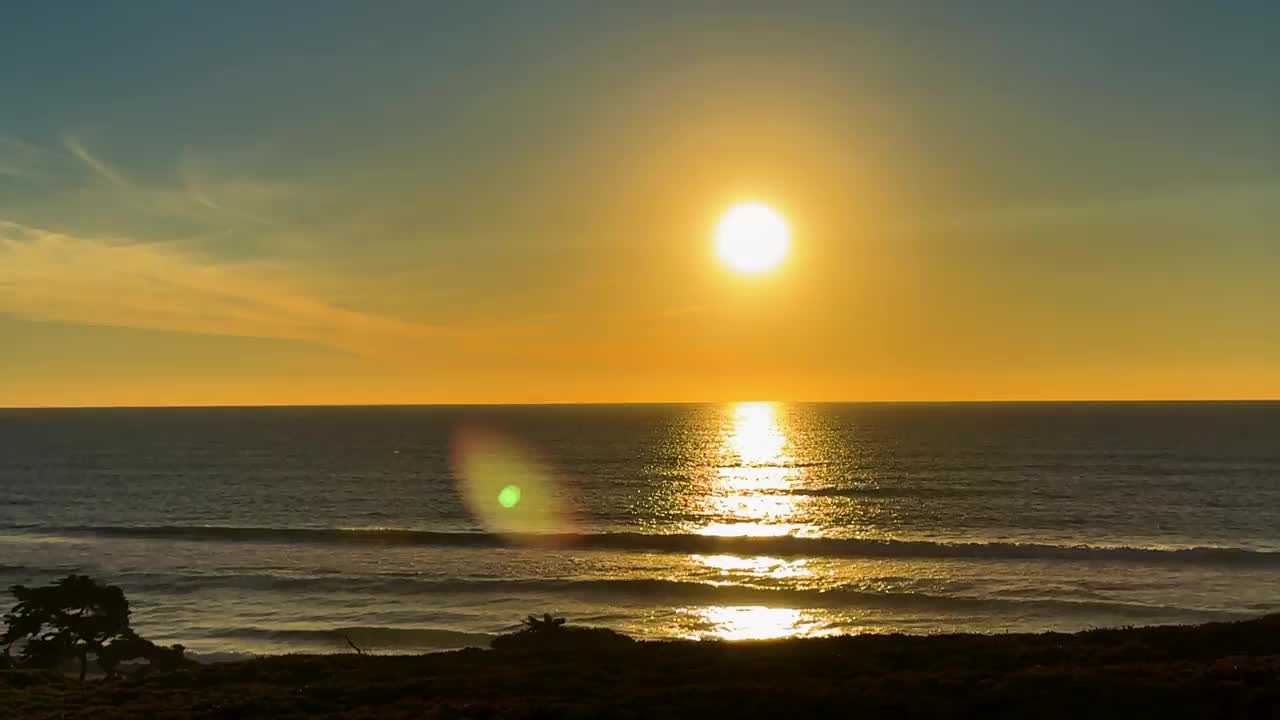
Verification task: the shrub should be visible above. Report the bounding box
[491,614,635,653]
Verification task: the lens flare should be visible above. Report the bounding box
[497,484,522,509]
[450,428,573,543]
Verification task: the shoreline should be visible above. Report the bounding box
[157,611,1270,661]
[5,614,1278,718]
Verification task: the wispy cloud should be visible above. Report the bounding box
[58,133,232,232]
[0,136,575,374]
[43,134,296,243]
[0,220,471,361]
[62,134,134,188]
[176,146,290,227]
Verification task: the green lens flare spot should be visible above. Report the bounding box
[497,484,522,509]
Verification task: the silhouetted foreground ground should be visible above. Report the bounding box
[3,615,1279,719]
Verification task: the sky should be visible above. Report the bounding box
[2,1,1278,406]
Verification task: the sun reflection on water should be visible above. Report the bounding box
[727,402,788,468]
[683,606,807,641]
[699,402,806,537]
[692,554,811,580]
[674,405,826,641]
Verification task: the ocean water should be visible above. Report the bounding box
[1,402,1278,658]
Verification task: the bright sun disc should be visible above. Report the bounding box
[716,203,789,273]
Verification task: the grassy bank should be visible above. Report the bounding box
[3,615,1279,719]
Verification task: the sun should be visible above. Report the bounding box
[715,203,789,273]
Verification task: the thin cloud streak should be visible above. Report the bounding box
[56,135,288,237]
[62,134,134,189]
[0,220,473,362]
[177,146,287,227]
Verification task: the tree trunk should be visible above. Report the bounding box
[78,649,88,682]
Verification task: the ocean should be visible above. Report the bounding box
[1,402,1277,659]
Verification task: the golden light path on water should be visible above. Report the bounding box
[684,606,805,641]
[453,402,835,642]
[685,402,822,641]
[699,401,805,538]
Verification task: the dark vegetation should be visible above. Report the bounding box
[1,575,191,681]
[2,576,1279,718]
[489,613,634,652]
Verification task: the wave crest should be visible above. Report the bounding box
[55,525,1280,566]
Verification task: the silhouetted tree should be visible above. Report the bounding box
[98,629,191,677]
[1,575,133,680]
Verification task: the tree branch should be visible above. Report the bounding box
[340,634,367,656]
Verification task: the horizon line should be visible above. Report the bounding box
[3,397,1279,411]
